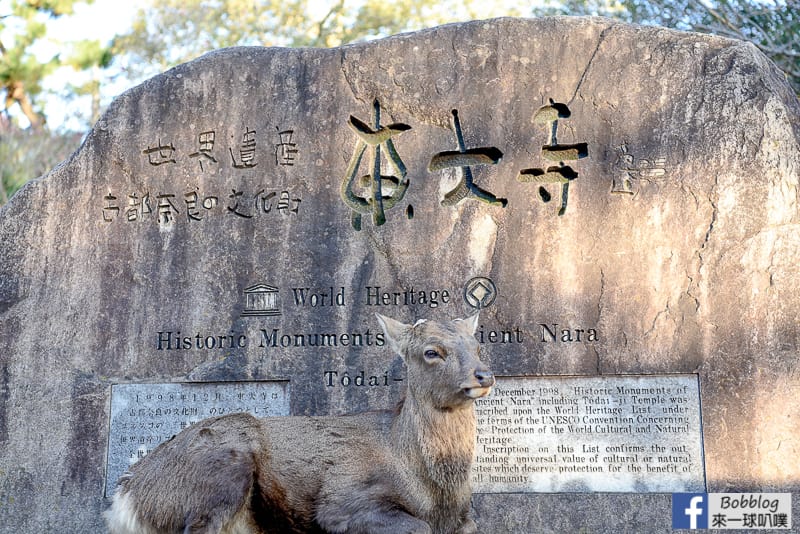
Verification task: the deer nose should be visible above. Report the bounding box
[475,369,495,388]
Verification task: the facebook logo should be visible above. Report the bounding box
[673,493,709,529]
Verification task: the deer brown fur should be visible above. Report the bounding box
[105,313,494,534]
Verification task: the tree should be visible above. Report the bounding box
[537,0,800,94]
[111,0,529,80]
[63,37,114,125]
[0,117,82,205]
[0,0,101,128]
[0,0,116,206]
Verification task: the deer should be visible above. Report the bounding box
[105,313,495,534]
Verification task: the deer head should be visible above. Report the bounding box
[376,313,494,410]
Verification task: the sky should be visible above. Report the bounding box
[21,0,541,131]
[35,0,140,131]
[49,0,138,43]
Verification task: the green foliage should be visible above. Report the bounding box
[66,39,113,70]
[112,0,799,94]
[2,0,798,206]
[0,118,81,205]
[537,0,800,94]
[0,0,101,128]
[111,0,529,79]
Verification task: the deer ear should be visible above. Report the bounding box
[457,312,480,335]
[376,314,411,356]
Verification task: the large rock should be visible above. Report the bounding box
[1,16,799,533]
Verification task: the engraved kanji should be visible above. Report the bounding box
[156,194,180,223]
[611,143,666,194]
[428,109,506,207]
[126,193,153,222]
[275,129,298,166]
[340,99,411,231]
[189,130,218,171]
[102,193,120,222]
[227,189,254,218]
[184,189,219,221]
[142,139,176,166]
[230,128,258,169]
[254,190,277,213]
[276,190,301,215]
[518,99,588,216]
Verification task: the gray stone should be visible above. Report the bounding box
[1,16,799,533]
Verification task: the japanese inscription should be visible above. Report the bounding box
[112,125,304,224]
[189,130,218,172]
[340,99,411,230]
[142,125,296,169]
[428,109,506,207]
[185,188,219,221]
[230,127,258,169]
[105,381,291,497]
[612,143,667,194]
[275,129,299,166]
[108,98,638,229]
[142,139,176,166]
[103,188,301,224]
[155,193,181,223]
[518,100,588,215]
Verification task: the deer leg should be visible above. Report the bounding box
[181,480,253,534]
[177,433,260,534]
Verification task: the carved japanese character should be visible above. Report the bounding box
[142,140,176,166]
[126,193,152,222]
[612,143,666,194]
[428,109,506,207]
[230,128,258,169]
[254,190,276,213]
[518,99,588,216]
[102,193,119,222]
[340,99,411,230]
[275,129,298,166]
[184,189,218,221]
[227,189,253,219]
[156,194,180,223]
[277,191,301,215]
[189,131,218,171]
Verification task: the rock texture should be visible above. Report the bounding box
[1,16,799,533]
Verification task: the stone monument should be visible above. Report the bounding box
[0,16,798,533]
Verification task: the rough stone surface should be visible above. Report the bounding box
[1,16,799,532]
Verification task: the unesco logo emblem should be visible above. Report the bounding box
[463,277,497,310]
[241,283,282,317]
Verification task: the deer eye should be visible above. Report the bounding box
[424,349,443,362]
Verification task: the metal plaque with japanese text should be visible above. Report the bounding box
[105,381,290,496]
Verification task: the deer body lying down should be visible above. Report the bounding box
[105,314,495,534]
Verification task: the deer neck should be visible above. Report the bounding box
[391,393,476,490]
